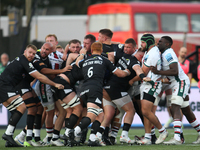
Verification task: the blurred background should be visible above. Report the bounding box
[0,0,198,60]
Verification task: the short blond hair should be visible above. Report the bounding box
[26,44,37,51]
[56,45,63,49]
[45,34,58,41]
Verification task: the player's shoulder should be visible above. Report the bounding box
[150,46,159,53]
[55,50,63,58]
[55,50,63,56]
[162,48,175,56]
[163,48,177,62]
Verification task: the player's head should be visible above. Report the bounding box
[45,34,58,51]
[56,45,64,53]
[1,53,9,66]
[68,39,81,53]
[135,48,145,62]
[140,33,155,51]
[124,38,137,55]
[157,36,173,52]
[91,42,103,54]
[98,29,113,43]
[24,44,37,61]
[179,47,187,59]
[161,36,173,47]
[40,42,54,59]
[83,34,96,51]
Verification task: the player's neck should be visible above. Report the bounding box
[92,52,101,55]
[147,45,155,52]
[178,57,185,63]
[103,39,112,45]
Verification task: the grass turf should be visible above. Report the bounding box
[0,128,200,149]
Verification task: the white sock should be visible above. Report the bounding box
[96,132,102,138]
[5,125,15,135]
[47,133,52,138]
[144,133,151,140]
[121,130,128,137]
[34,129,40,138]
[151,127,156,135]
[18,130,26,139]
[158,126,166,133]
[52,134,59,139]
[173,120,181,141]
[89,133,96,141]
[65,128,70,136]
[74,126,81,136]
[27,129,33,138]
[190,119,200,134]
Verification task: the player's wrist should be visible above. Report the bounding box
[124,69,130,75]
[139,73,145,80]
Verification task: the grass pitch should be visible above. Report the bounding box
[0,128,200,150]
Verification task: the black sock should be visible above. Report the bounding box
[23,128,27,134]
[68,114,79,129]
[79,117,91,130]
[26,115,35,141]
[34,114,42,129]
[98,126,105,134]
[9,110,23,126]
[123,123,131,132]
[52,129,60,141]
[65,118,70,128]
[90,120,101,134]
[104,126,110,137]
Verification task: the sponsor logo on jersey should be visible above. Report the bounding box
[21,89,29,94]
[165,53,173,62]
[39,62,45,66]
[95,98,102,104]
[7,92,16,97]
[121,92,128,97]
[144,55,149,62]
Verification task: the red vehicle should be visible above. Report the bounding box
[87,2,200,55]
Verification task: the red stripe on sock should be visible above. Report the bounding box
[189,118,196,123]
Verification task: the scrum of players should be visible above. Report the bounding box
[1,28,200,147]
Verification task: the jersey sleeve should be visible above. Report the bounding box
[143,54,151,67]
[78,59,84,68]
[144,50,161,67]
[114,45,124,64]
[130,57,140,69]
[32,58,48,72]
[105,58,117,73]
[21,56,37,74]
[164,52,177,65]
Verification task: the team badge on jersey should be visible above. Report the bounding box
[118,44,124,49]
[29,63,34,69]
[126,59,130,65]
